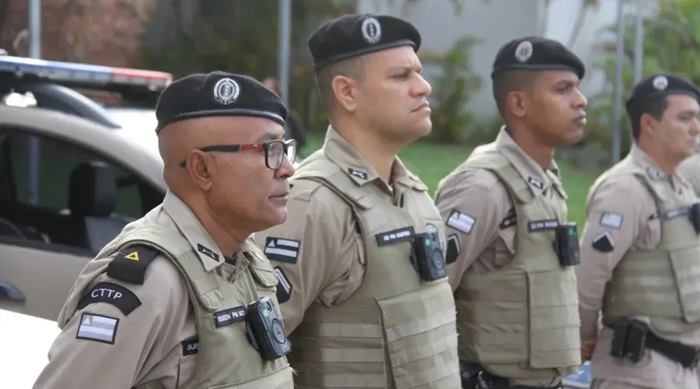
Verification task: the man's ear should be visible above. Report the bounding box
[332,75,359,113]
[507,90,528,119]
[185,150,215,191]
[639,112,657,139]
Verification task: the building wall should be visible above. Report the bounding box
[357,0,546,117]
[357,0,654,119]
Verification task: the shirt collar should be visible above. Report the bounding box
[322,126,427,191]
[630,143,685,190]
[162,191,225,272]
[494,126,560,193]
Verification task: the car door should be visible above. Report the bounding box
[0,124,163,321]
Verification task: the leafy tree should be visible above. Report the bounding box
[582,0,700,167]
[423,36,482,143]
[141,0,354,132]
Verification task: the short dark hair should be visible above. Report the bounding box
[316,55,368,115]
[492,70,537,117]
[627,95,668,140]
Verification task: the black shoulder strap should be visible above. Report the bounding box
[107,244,161,284]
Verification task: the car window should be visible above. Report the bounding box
[0,127,162,253]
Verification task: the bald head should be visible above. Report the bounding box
[159,116,277,193]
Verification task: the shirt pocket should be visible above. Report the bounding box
[636,217,661,250]
[176,353,198,387]
[492,226,517,268]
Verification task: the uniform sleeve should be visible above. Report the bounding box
[34,256,191,389]
[577,177,655,340]
[254,181,363,334]
[678,154,700,196]
[435,168,510,290]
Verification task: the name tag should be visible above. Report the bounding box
[528,219,559,232]
[664,207,690,220]
[213,306,247,328]
[375,227,415,247]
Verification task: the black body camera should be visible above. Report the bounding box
[246,296,291,360]
[411,231,446,281]
[690,203,700,233]
[554,222,580,267]
[610,318,648,363]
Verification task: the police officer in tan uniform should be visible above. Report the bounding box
[34,72,296,388]
[435,37,588,388]
[254,14,461,389]
[678,150,700,194]
[578,74,700,389]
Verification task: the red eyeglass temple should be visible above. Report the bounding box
[240,144,265,151]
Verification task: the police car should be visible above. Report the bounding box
[0,55,168,325]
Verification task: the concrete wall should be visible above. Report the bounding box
[358,0,546,117]
[356,0,657,118]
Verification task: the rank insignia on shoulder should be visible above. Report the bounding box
[528,176,545,190]
[592,230,615,252]
[348,168,368,180]
[76,313,118,344]
[445,234,461,264]
[647,166,662,179]
[447,210,476,235]
[274,266,293,303]
[197,243,220,262]
[264,237,300,264]
[107,245,160,284]
[600,212,623,230]
[78,282,141,315]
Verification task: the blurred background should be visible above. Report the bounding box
[1,0,697,226]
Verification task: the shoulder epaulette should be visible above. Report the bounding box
[107,245,161,284]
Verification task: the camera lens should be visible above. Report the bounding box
[271,319,286,343]
[431,250,444,270]
[261,301,273,317]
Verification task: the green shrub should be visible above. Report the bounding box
[424,36,482,143]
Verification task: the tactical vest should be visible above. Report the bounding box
[288,151,461,389]
[57,207,293,389]
[454,144,580,378]
[598,155,700,337]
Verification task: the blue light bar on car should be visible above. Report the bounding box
[0,55,171,90]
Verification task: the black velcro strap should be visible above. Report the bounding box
[645,331,700,368]
[107,245,160,284]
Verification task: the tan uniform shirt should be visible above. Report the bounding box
[35,192,254,389]
[254,127,429,333]
[678,152,700,196]
[435,128,563,283]
[435,127,564,387]
[578,145,700,389]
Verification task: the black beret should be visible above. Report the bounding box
[155,71,288,133]
[626,74,700,113]
[491,36,585,80]
[308,14,421,71]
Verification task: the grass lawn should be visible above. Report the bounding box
[304,132,600,228]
